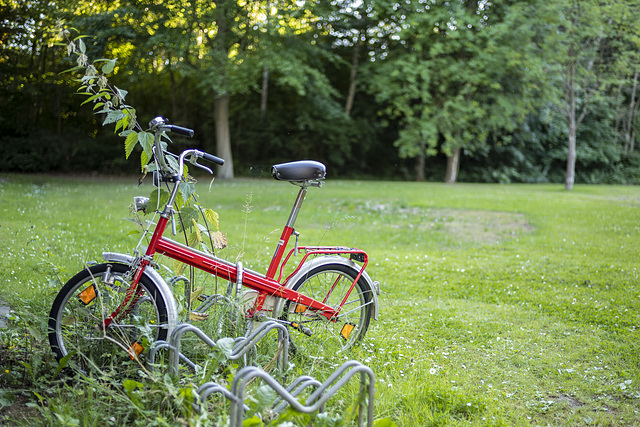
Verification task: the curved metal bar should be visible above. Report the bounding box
[198,382,240,404]
[168,323,218,375]
[147,340,199,372]
[272,376,322,413]
[192,293,232,314]
[230,361,375,427]
[194,382,251,416]
[230,321,289,373]
[164,321,289,376]
[147,339,170,367]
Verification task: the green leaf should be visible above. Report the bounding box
[148,188,170,212]
[177,206,199,231]
[203,208,220,231]
[138,131,154,156]
[216,337,235,358]
[192,219,202,242]
[373,419,399,427]
[241,416,263,427]
[80,91,108,106]
[103,109,125,126]
[60,65,83,74]
[101,58,116,74]
[115,85,127,100]
[140,150,150,170]
[187,230,200,247]
[115,115,129,133]
[123,379,143,406]
[78,38,86,54]
[124,131,138,159]
[254,384,276,412]
[123,379,143,394]
[179,181,196,204]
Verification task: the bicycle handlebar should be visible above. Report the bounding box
[148,116,225,176]
[200,151,225,166]
[164,124,194,138]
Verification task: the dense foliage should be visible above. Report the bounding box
[1,0,639,184]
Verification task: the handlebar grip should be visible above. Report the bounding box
[200,151,225,166]
[166,125,194,138]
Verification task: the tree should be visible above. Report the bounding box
[542,0,610,190]
[607,1,640,156]
[542,0,640,190]
[367,0,545,182]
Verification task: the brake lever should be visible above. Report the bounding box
[187,155,214,175]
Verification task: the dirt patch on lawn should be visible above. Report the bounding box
[427,208,535,244]
[366,203,534,244]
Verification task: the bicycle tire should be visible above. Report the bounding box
[48,263,169,373]
[283,261,373,360]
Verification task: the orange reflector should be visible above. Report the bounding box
[128,342,144,360]
[294,304,308,314]
[340,323,355,340]
[78,285,97,305]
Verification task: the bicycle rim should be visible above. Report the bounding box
[284,262,373,362]
[48,263,169,373]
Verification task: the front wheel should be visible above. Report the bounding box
[48,263,170,373]
[283,262,373,361]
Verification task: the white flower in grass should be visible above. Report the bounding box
[429,368,437,375]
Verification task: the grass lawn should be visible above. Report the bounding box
[0,173,639,425]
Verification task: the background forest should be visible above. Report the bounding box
[1,0,640,187]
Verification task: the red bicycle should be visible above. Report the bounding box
[48,117,379,372]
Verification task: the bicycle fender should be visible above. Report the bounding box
[102,252,178,335]
[274,256,380,321]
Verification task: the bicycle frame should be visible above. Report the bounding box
[104,177,369,333]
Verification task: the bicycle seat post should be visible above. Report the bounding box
[286,184,308,229]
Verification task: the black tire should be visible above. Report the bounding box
[48,263,169,373]
[283,262,373,360]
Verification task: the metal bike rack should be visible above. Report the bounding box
[225,360,375,427]
[195,361,374,426]
[194,374,320,417]
[147,320,290,376]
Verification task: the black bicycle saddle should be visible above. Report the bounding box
[271,160,326,182]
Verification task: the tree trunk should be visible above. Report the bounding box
[345,38,361,117]
[261,64,269,113]
[214,94,234,179]
[415,141,425,181]
[624,70,638,155]
[444,146,461,183]
[565,61,577,191]
[566,122,577,190]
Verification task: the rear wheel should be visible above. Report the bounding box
[283,262,373,361]
[48,263,169,373]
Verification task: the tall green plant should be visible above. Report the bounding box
[58,28,226,255]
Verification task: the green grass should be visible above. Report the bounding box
[1,174,639,425]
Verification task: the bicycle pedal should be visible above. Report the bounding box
[189,286,205,304]
[189,311,209,321]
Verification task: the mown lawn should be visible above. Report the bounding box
[0,173,639,425]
